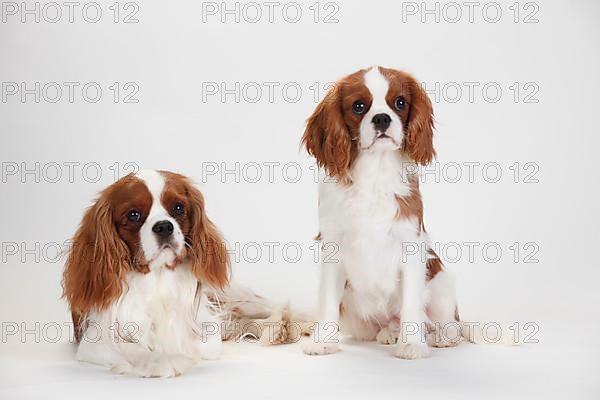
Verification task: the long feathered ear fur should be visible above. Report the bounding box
[404,74,435,165]
[186,182,230,290]
[62,190,131,340]
[301,83,353,182]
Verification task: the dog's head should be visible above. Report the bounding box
[63,169,229,314]
[302,66,435,181]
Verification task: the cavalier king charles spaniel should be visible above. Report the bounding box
[63,170,306,377]
[301,66,464,359]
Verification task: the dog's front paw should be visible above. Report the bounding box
[376,327,398,345]
[198,338,223,360]
[431,336,461,348]
[112,354,196,378]
[394,342,430,360]
[426,323,463,348]
[302,339,339,356]
[199,344,222,361]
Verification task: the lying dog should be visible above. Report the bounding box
[63,169,309,377]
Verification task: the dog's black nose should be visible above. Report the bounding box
[152,220,174,238]
[372,113,391,132]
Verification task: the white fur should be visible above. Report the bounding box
[75,170,222,377]
[76,263,222,377]
[303,67,458,359]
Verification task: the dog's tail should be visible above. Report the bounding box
[458,319,521,346]
[207,283,313,345]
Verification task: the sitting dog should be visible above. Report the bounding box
[301,66,463,359]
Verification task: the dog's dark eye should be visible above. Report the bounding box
[394,96,406,111]
[127,210,142,223]
[352,101,366,115]
[173,203,185,216]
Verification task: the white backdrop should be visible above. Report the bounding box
[1,0,599,398]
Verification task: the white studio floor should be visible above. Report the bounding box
[0,320,597,400]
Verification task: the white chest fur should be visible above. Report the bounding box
[75,262,218,371]
[318,151,424,317]
[113,264,199,351]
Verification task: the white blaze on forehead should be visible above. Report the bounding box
[135,169,166,217]
[363,66,390,107]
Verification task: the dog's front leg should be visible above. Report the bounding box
[194,292,223,361]
[395,249,430,359]
[303,253,346,355]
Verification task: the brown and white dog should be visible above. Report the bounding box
[301,66,462,359]
[63,170,304,377]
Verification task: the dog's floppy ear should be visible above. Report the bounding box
[185,182,230,289]
[404,74,435,165]
[302,83,353,181]
[62,189,131,331]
